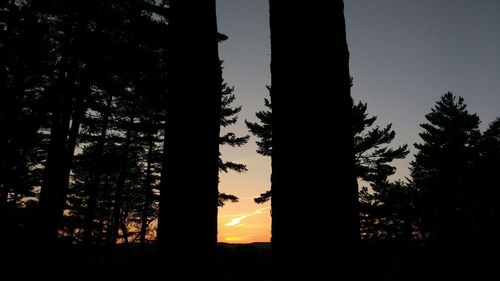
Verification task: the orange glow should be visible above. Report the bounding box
[224,237,244,242]
[218,199,271,243]
[217,143,272,243]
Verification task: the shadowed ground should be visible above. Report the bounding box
[5,240,495,281]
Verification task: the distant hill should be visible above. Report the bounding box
[218,242,271,250]
[217,242,271,281]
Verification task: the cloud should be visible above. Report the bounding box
[225,207,270,227]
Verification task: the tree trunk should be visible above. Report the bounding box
[54,90,84,223]
[108,119,134,245]
[83,94,113,245]
[37,20,76,244]
[0,188,7,211]
[121,222,129,245]
[36,71,76,281]
[139,142,154,245]
[0,185,8,243]
[0,0,20,211]
[159,0,222,278]
[109,170,127,245]
[269,0,359,279]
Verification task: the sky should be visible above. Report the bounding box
[216,0,500,243]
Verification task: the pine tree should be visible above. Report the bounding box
[219,83,250,174]
[0,1,50,243]
[410,92,481,242]
[248,95,409,211]
[245,88,273,204]
[359,181,418,240]
[218,82,249,206]
[245,87,272,158]
[476,117,500,272]
[66,0,168,245]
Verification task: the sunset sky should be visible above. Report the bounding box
[216,0,500,243]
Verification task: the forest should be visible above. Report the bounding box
[1,0,499,280]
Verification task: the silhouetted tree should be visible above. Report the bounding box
[245,87,273,158]
[14,0,239,249]
[64,0,168,245]
[269,0,358,279]
[351,102,408,186]
[218,193,239,207]
[218,81,249,207]
[359,181,418,240]
[411,92,480,241]
[410,92,482,279]
[0,1,49,245]
[351,102,412,240]
[477,117,500,231]
[107,114,140,245]
[160,0,222,278]
[249,93,415,239]
[246,89,272,205]
[475,117,500,276]
[219,82,250,174]
[1,0,172,278]
[35,0,97,247]
[136,113,163,245]
[249,96,409,203]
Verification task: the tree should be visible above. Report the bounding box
[245,87,272,158]
[410,92,482,279]
[160,0,222,278]
[476,117,500,275]
[216,33,249,207]
[359,181,418,240]
[64,0,169,245]
[477,117,500,232]
[0,1,50,244]
[218,81,249,207]
[246,88,273,205]
[3,0,239,250]
[248,94,412,239]
[219,82,250,174]
[351,102,408,187]
[351,102,413,240]
[269,0,358,279]
[1,1,172,278]
[411,92,481,241]
[36,0,97,247]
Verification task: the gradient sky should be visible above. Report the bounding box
[216,0,500,243]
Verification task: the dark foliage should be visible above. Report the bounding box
[411,92,481,241]
[248,92,413,239]
[410,92,486,279]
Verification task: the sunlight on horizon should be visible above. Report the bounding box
[217,145,272,243]
[218,198,271,243]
